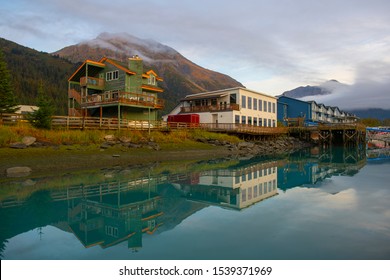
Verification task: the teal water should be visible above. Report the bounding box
[1,147,389,260]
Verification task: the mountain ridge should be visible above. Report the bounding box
[53,32,244,113]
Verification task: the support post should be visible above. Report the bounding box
[118,104,121,130]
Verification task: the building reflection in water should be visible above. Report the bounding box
[67,178,163,251]
[173,161,278,210]
[0,146,367,254]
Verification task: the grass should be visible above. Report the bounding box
[0,123,241,147]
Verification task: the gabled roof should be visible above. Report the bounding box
[100,57,136,75]
[68,59,105,82]
[143,70,163,81]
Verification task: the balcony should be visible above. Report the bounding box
[80,91,164,109]
[180,103,239,113]
[80,76,105,89]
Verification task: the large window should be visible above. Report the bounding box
[259,99,262,111]
[272,102,276,113]
[241,116,246,124]
[253,98,257,110]
[241,95,246,108]
[248,97,252,109]
[235,115,240,124]
[268,101,272,113]
[263,100,267,112]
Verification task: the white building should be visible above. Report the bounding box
[167,87,278,127]
[176,161,278,210]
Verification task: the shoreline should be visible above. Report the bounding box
[0,135,312,180]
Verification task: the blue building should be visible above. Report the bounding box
[277,96,312,126]
[277,95,357,125]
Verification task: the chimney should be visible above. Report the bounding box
[128,55,143,94]
[128,55,143,73]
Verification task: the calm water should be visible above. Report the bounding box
[1,147,389,260]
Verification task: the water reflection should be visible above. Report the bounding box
[1,146,379,259]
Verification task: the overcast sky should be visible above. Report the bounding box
[1,0,390,108]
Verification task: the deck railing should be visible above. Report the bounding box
[80,76,105,88]
[74,91,164,109]
[180,103,239,113]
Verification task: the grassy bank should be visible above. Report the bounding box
[0,124,240,147]
[0,124,242,179]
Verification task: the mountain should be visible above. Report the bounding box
[281,80,346,98]
[53,32,244,113]
[349,108,390,121]
[281,80,390,120]
[0,38,75,115]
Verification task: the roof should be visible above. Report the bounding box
[68,59,105,82]
[182,91,229,101]
[182,87,276,101]
[143,70,163,81]
[100,57,136,75]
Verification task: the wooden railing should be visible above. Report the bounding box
[74,91,165,109]
[1,113,286,135]
[0,113,26,125]
[80,76,105,88]
[200,123,288,135]
[180,103,239,113]
[68,89,81,103]
[51,116,168,130]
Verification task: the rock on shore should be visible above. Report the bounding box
[197,136,311,157]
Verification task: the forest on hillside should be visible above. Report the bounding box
[0,38,77,115]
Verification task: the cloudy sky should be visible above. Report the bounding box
[1,0,390,108]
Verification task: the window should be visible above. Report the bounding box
[241,95,246,108]
[235,115,240,124]
[268,119,272,127]
[248,116,252,125]
[254,185,258,197]
[248,187,252,200]
[272,102,276,113]
[105,226,118,237]
[253,98,257,110]
[264,118,268,127]
[272,119,276,127]
[248,97,252,109]
[241,116,246,124]
[259,99,262,111]
[230,94,237,104]
[268,102,271,112]
[106,70,119,81]
[148,74,156,85]
[259,118,262,127]
[242,189,247,202]
[254,117,258,126]
[263,100,267,112]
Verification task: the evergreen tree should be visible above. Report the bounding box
[28,82,54,129]
[0,49,18,114]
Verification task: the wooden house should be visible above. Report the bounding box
[68,56,164,123]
